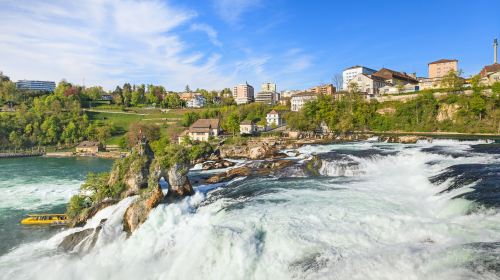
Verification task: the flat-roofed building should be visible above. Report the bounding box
[255,91,276,105]
[16,80,56,92]
[261,82,276,92]
[233,82,254,105]
[428,59,458,79]
[309,84,336,95]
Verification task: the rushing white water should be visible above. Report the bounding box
[1,141,500,280]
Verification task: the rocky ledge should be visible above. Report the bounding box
[205,159,294,184]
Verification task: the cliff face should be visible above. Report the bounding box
[69,140,194,236]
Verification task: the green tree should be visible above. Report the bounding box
[181,112,199,127]
[225,112,240,135]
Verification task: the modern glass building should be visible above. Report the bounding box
[16,80,56,92]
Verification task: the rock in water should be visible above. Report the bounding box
[59,219,106,252]
[123,186,164,234]
[166,162,193,200]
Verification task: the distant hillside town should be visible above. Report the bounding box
[1,39,499,149]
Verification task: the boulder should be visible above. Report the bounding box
[59,219,106,252]
[205,166,252,184]
[202,160,235,170]
[123,186,164,234]
[249,144,275,160]
[166,162,193,200]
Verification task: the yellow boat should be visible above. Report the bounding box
[20,214,68,226]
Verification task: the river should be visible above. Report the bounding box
[0,140,499,280]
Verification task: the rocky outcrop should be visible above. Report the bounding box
[59,219,106,252]
[205,160,294,184]
[437,104,459,122]
[123,186,164,234]
[205,166,252,184]
[202,160,235,170]
[166,162,194,201]
[220,138,290,160]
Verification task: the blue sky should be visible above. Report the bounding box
[0,0,499,91]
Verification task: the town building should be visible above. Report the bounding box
[16,80,56,92]
[100,94,113,101]
[233,82,254,105]
[348,73,387,95]
[179,92,195,101]
[255,91,276,105]
[188,119,221,142]
[266,110,283,126]
[372,68,419,86]
[309,84,336,95]
[186,95,206,108]
[428,59,458,79]
[342,66,377,90]
[281,90,302,98]
[239,120,257,135]
[261,82,277,92]
[76,141,103,154]
[290,93,318,112]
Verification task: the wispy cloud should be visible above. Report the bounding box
[0,0,231,90]
[212,0,262,25]
[190,23,222,47]
[282,49,313,73]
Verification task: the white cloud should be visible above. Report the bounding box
[212,0,261,25]
[190,23,222,47]
[0,0,232,90]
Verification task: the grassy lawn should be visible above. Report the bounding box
[86,108,193,144]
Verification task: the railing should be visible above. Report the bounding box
[0,147,46,158]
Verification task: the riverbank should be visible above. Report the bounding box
[44,151,127,159]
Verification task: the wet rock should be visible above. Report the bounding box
[123,186,164,234]
[202,160,235,170]
[166,162,193,200]
[59,219,106,252]
[70,199,119,227]
[206,166,252,184]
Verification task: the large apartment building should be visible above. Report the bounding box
[428,59,458,78]
[342,66,377,90]
[309,84,336,95]
[16,80,56,92]
[233,82,254,105]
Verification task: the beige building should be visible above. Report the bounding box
[76,141,103,154]
[348,73,387,95]
[309,84,336,95]
[188,119,221,142]
[291,93,318,112]
[428,59,458,79]
[233,83,254,105]
[239,120,257,135]
[261,82,276,92]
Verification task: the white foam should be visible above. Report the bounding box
[1,142,499,280]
